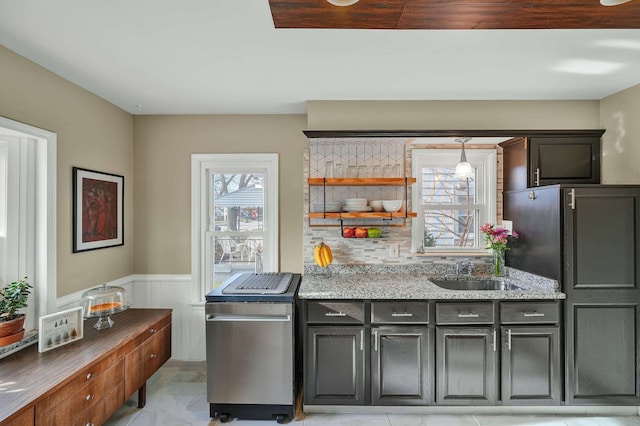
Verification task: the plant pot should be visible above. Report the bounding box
[0,314,26,339]
[0,328,25,347]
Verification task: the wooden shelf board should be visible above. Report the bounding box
[308,212,417,219]
[308,178,416,186]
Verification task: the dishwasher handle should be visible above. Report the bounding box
[207,314,291,322]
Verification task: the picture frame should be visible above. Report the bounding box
[73,167,124,252]
[38,307,84,353]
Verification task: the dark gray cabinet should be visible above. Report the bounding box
[504,185,640,405]
[371,326,432,405]
[564,186,640,404]
[501,131,603,192]
[501,326,561,405]
[305,326,366,405]
[436,327,498,405]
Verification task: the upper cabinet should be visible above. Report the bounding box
[500,130,604,192]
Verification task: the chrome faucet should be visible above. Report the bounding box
[455,258,474,275]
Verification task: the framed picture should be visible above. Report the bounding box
[38,307,84,353]
[73,167,124,252]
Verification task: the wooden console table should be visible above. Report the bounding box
[0,308,172,426]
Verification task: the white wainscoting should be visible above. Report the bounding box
[56,274,206,361]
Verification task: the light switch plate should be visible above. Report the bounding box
[389,243,399,257]
[502,220,513,232]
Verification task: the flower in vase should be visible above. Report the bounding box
[480,223,518,276]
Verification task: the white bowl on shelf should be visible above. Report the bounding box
[369,200,384,212]
[382,200,403,213]
[311,201,342,213]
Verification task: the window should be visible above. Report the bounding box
[192,154,278,298]
[411,149,496,253]
[0,117,57,329]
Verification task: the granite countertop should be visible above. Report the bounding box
[299,264,564,300]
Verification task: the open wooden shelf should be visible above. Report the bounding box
[308,211,417,219]
[308,177,416,186]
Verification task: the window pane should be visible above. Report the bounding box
[212,173,264,232]
[212,236,264,289]
[423,209,478,248]
[420,167,476,205]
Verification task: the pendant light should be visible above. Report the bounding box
[600,0,632,5]
[454,137,474,179]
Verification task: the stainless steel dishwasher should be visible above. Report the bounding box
[205,272,301,424]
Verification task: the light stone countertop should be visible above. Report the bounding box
[299,265,564,300]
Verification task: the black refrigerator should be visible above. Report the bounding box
[504,184,640,405]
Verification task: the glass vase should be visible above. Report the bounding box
[493,248,505,277]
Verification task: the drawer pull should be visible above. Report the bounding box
[325,312,347,317]
[85,394,94,401]
[373,329,379,351]
[86,373,93,380]
[492,330,497,352]
[150,354,157,359]
[523,312,545,317]
[391,312,414,317]
[458,313,480,318]
[507,329,512,350]
[86,423,95,426]
[360,330,364,351]
[150,328,157,333]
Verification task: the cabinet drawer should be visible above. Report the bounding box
[307,301,365,324]
[501,301,560,324]
[371,301,429,324]
[436,302,494,325]
[36,358,124,423]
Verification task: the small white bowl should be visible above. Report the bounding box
[369,200,384,212]
[344,198,367,206]
[383,200,403,213]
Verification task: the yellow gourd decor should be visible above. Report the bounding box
[313,242,333,268]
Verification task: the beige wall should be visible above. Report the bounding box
[307,100,601,130]
[0,45,134,297]
[132,115,308,274]
[600,83,640,184]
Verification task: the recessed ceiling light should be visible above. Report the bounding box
[554,59,623,75]
[326,0,359,6]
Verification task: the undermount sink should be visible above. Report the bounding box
[430,278,522,291]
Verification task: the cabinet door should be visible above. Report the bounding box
[564,187,640,404]
[436,327,498,405]
[305,326,366,405]
[371,326,432,405]
[529,137,600,186]
[501,326,561,405]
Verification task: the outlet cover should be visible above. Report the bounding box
[502,220,513,232]
[389,243,399,257]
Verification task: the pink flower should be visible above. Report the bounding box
[511,230,519,238]
[481,223,518,252]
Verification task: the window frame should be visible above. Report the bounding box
[411,148,497,255]
[191,153,279,300]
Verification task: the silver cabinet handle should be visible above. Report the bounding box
[359,329,364,351]
[458,313,480,318]
[391,312,413,317]
[86,373,93,380]
[150,354,157,359]
[523,312,545,317]
[207,314,291,322]
[534,168,540,186]
[86,394,94,401]
[569,188,576,210]
[373,329,379,351]
[492,330,497,352]
[507,329,512,351]
[150,328,157,333]
[325,312,347,317]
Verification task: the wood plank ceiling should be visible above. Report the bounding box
[269,0,640,29]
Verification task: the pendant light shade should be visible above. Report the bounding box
[454,138,474,179]
[600,0,632,5]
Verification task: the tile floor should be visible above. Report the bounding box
[105,360,640,426]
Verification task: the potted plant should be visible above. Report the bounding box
[0,277,32,346]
